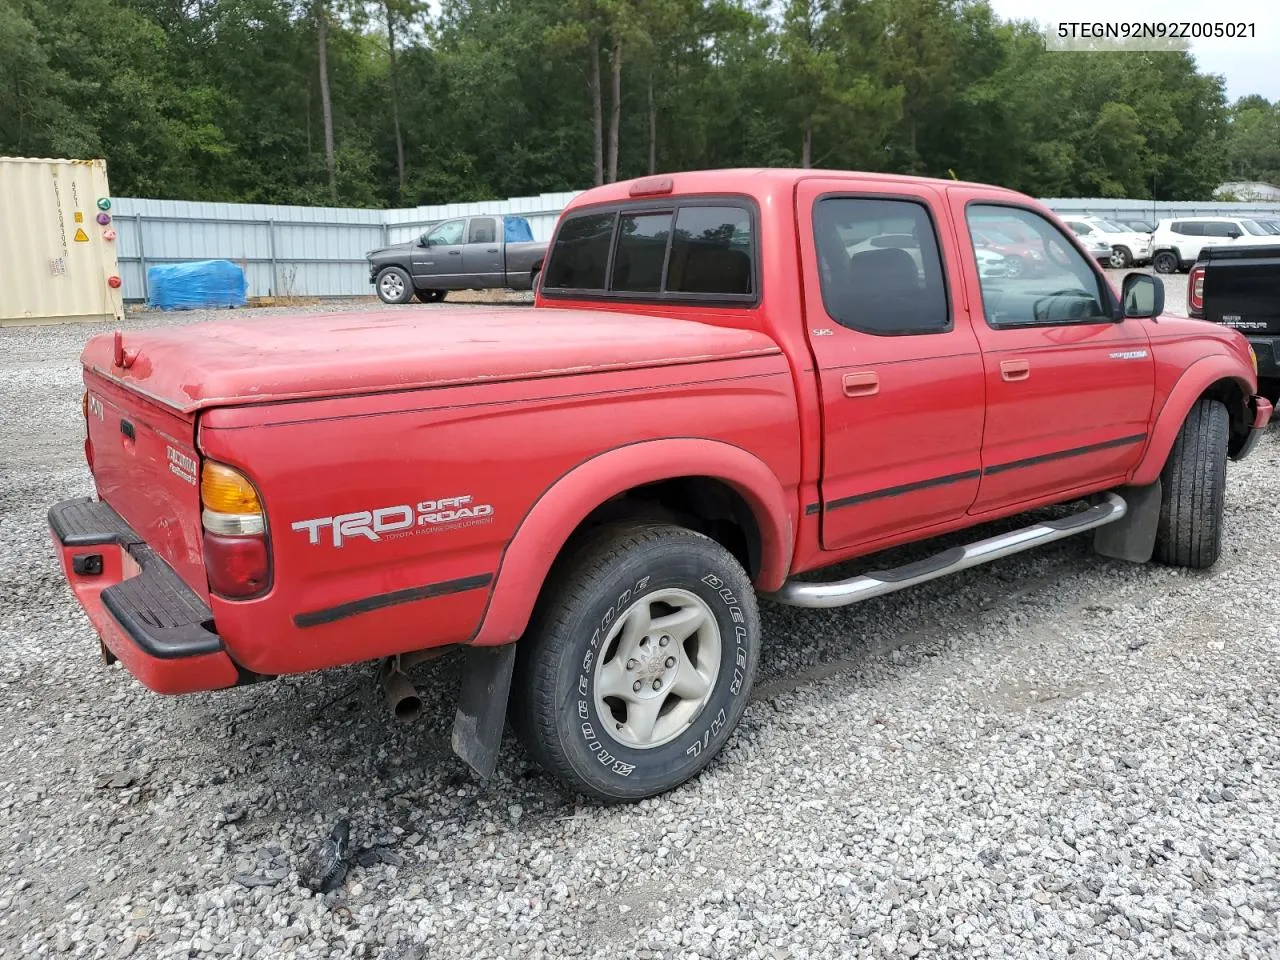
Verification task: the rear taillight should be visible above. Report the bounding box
[200,461,271,599]
[1189,266,1205,315]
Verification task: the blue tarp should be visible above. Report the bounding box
[147,260,247,310]
[503,216,534,243]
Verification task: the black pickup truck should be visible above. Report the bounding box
[1189,244,1280,406]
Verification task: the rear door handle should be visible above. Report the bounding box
[1000,359,1030,382]
[487,248,499,254]
[449,250,461,256]
[842,371,880,397]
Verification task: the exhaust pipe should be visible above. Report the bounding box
[378,647,456,724]
[380,663,423,724]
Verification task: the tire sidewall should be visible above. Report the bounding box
[1153,252,1177,274]
[552,538,759,800]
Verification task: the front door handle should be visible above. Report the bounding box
[487,248,499,254]
[449,250,462,256]
[842,371,880,397]
[1000,359,1030,382]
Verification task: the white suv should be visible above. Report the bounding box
[1149,216,1277,274]
[1059,215,1152,268]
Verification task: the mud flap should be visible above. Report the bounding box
[451,644,517,780]
[1092,481,1161,563]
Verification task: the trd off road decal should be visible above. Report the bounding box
[292,495,494,547]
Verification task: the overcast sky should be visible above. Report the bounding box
[984,0,1279,102]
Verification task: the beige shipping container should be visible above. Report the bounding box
[0,157,125,326]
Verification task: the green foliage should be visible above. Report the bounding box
[0,0,1260,205]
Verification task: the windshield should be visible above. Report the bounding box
[1241,219,1269,236]
[1259,220,1280,235]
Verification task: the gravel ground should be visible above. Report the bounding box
[4,280,1279,960]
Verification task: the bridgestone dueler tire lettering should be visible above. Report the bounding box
[1154,397,1229,569]
[509,522,760,802]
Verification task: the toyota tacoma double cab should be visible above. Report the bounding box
[51,169,1271,802]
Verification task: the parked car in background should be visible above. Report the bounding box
[367,214,547,304]
[1150,216,1277,274]
[1060,215,1152,268]
[1077,233,1113,266]
[1111,217,1157,235]
[1252,217,1280,236]
[975,246,1009,278]
[1188,242,1280,405]
[970,225,1046,277]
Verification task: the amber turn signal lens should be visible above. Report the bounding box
[201,462,262,515]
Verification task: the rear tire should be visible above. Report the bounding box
[1109,246,1132,269]
[414,289,447,303]
[1153,397,1229,569]
[1152,251,1179,274]
[510,523,760,802]
[375,266,413,304]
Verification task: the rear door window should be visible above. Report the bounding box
[467,217,497,244]
[812,197,949,335]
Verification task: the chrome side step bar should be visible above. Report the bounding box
[767,492,1128,609]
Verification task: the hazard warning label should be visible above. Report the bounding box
[73,227,89,243]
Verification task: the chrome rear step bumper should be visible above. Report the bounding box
[767,493,1127,609]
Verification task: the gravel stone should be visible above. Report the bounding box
[3,286,1278,959]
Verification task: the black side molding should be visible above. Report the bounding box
[294,573,495,628]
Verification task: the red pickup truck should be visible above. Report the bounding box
[51,169,1271,802]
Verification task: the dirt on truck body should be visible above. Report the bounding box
[51,168,1271,802]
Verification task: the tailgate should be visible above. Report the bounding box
[84,370,208,600]
[1204,252,1280,334]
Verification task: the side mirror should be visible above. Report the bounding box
[419,234,433,247]
[1227,230,1241,240]
[1122,272,1164,319]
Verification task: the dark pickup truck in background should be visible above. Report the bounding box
[367,214,547,304]
[1190,245,1280,407]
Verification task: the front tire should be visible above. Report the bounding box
[1153,397,1228,569]
[1152,251,1179,274]
[1109,246,1132,269]
[375,266,413,304]
[510,523,760,802]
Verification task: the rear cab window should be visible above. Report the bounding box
[541,199,756,302]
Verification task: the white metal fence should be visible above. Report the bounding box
[110,189,1280,303]
[111,191,581,302]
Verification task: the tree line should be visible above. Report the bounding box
[3,0,1279,208]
